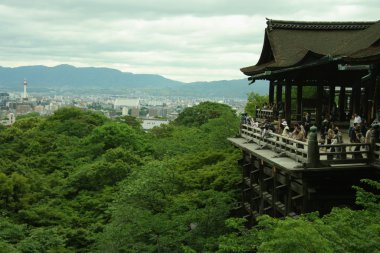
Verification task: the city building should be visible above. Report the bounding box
[142,119,170,130]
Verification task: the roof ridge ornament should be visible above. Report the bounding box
[268,20,376,31]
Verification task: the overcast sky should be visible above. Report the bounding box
[0,0,379,82]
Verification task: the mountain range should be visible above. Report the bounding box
[0,64,268,98]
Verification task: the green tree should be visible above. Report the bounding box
[175,102,236,127]
[245,92,268,117]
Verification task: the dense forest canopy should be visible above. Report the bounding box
[0,103,379,253]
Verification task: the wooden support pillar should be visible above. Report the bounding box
[316,85,323,126]
[275,81,283,119]
[258,160,264,215]
[352,81,361,115]
[269,81,274,105]
[272,167,277,217]
[363,83,371,123]
[374,72,380,121]
[338,86,346,121]
[285,175,291,216]
[302,180,309,213]
[374,74,380,121]
[296,85,303,121]
[329,84,335,119]
[285,81,292,124]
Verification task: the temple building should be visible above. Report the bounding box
[241,19,380,126]
[230,19,380,224]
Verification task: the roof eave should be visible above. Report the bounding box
[248,56,340,81]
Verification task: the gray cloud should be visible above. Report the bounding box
[0,0,378,82]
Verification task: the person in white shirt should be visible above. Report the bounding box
[353,113,362,125]
[281,120,290,138]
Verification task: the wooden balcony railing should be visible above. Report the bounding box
[240,124,376,167]
[255,109,274,121]
[241,124,308,164]
[318,143,371,165]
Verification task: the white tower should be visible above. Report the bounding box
[23,79,28,100]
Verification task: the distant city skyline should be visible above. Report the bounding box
[0,0,379,82]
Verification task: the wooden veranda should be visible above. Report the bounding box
[229,124,380,224]
[233,18,380,224]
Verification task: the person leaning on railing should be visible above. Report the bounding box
[365,125,372,151]
[301,112,311,135]
[281,120,290,143]
[353,130,364,159]
[331,127,343,159]
[292,124,305,149]
[326,127,335,160]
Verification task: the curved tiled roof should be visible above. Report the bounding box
[241,19,380,76]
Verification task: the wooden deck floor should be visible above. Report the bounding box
[228,137,372,173]
[228,137,304,172]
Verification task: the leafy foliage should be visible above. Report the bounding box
[1,104,378,253]
[218,179,380,253]
[244,92,268,117]
[175,101,237,127]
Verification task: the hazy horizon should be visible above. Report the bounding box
[0,0,379,82]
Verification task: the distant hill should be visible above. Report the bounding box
[144,79,268,98]
[0,65,268,98]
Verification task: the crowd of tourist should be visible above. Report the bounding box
[241,110,378,159]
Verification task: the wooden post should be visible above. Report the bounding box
[276,81,283,119]
[363,83,371,123]
[375,73,380,121]
[285,81,291,124]
[352,81,361,116]
[329,84,335,119]
[297,85,303,121]
[285,175,291,215]
[307,125,320,168]
[258,160,264,214]
[302,180,308,213]
[269,81,274,105]
[272,166,277,217]
[316,85,323,126]
[338,86,346,121]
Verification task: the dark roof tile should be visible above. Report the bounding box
[242,19,380,76]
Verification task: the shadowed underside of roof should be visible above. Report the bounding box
[241,19,380,76]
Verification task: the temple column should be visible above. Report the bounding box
[285,80,292,124]
[329,84,335,120]
[316,85,323,126]
[352,81,361,116]
[269,81,274,105]
[296,85,303,121]
[375,72,380,121]
[338,86,346,121]
[363,82,371,123]
[276,81,283,118]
